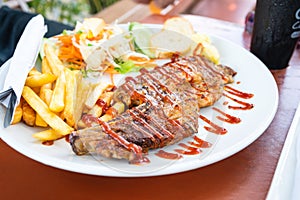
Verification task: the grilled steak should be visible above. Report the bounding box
[70,55,236,163]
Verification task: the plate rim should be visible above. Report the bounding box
[0,23,279,177]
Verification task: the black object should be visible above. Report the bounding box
[0,6,74,67]
[250,0,300,70]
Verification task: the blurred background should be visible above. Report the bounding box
[1,0,256,26]
[1,0,121,24]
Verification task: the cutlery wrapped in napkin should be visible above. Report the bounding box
[0,14,47,127]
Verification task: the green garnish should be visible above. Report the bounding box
[76,30,83,34]
[62,30,68,35]
[114,58,140,74]
[81,68,88,78]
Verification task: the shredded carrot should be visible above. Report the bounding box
[56,34,85,69]
[104,65,119,74]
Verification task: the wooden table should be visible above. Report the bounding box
[1,14,300,200]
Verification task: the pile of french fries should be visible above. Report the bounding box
[12,43,118,142]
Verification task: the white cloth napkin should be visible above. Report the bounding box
[0,14,47,127]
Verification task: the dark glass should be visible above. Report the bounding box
[250,0,300,69]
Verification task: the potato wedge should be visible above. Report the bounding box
[32,129,63,141]
[49,71,66,113]
[25,73,56,88]
[22,86,73,136]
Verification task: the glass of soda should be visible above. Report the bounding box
[250,0,300,69]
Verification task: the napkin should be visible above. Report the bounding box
[0,14,47,127]
[0,6,74,67]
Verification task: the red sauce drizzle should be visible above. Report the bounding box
[168,119,183,129]
[169,63,193,81]
[212,107,241,124]
[155,150,183,160]
[223,93,254,110]
[42,140,54,146]
[223,101,229,105]
[177,61,197,75]
[174,143,201,155]
[155,67,182,83]
[195,56,228,82]
[188,135,212,148]
[105,107,118,118]
[141,68,174,96]
[128,110,164,140]
[81,114,149,164]
[199,115,228,135]
[133,107,174,139]
[141,76,175,105]
[65,134,70,143]
[236,81,241,84]
[131,90,149,104]
[96,99,108,113]
[120,115,156,142]
[96,119,143,155]
[125,76,138,84]
[224,85,254,99]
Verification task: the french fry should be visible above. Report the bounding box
[44,43,65,76]
[41,56,52,74]
[61,68,80,127]
[12,101,23,124]
[41,56,54,90]
[84,82,111,109]
[35,114,48,127]
[22,101,36,126]
[25,73,57,88]
[74,79,91,129]
[36,88,52,127]
[32,129,63,141]
[28,68,42,76]
[36,66,54,127]
[100,102,124,122]
[49,71,65,113]
[22,86,73,136]
[40,88,53,106]
[88,91,113,117]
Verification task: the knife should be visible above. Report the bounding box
[0,14,47,127]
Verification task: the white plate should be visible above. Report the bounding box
[266,100,300,200]
[0,24,278,177]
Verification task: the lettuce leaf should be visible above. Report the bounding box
[114,58,140,74]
